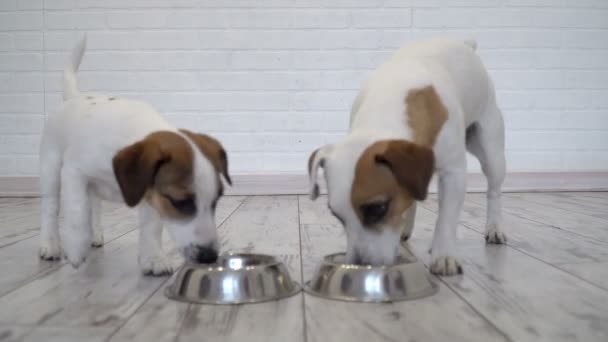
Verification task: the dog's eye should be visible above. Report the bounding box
[166,195,197,215]
[360,200,390,225]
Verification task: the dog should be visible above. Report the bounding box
[39,35,231,275]
[307,37,506,276]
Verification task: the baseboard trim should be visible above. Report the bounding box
[1,172,607,197]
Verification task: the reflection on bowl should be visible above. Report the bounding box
[165,253,300,305]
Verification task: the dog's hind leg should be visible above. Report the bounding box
[466,105,507,244]
[39,148,63,260]
[60,164,92,268]
[89,194,104,248]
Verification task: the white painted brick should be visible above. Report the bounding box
[0,12,43,30]
[107,11,168,29]
[15,155,38,175]
[0,115,16,133]
[564,152,608,170]
[165,52,231,70]
[413,9,476,28]
[0,94,43,113]
[43,31,79,51]
[352,9,412,28]
[475,30,562,48]
[230,10,292,29]
[505,152,563,171]
[290,71,364,90]
[591,91,608,109]
[0,156,17,175]
[14,32,42,50]
[569,0,608,8]
[231,51,291,70]
[18,0,43,10]
[228,92,290,111]
[533,90,592,109]
[0,73,11,92]
[562,30,608,49]
[0,34,13,52]
[0,53,43,71]
[164,10,229,29]
[503,111,561,130]
[532,50,608,69]
[43,0,75,9]
[13,73,43,92]
[0,1,17,11]
[479,50,537,69]
[507,131,608,150]
[292,51,356,70]
[561,111,608,129]
[198,72,291,90]
[5,134,40,154]
[15,114,43,133]
[505,0,563,6]
[292,91,357,111]
[293,10,350,28]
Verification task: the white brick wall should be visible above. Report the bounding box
[1,0,608,177]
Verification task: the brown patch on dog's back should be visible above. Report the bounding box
[405,86,448,147]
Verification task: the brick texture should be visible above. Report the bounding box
[1,0,608,176]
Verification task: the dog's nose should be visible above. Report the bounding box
[194,245,218,264]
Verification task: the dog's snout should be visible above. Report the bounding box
[193,245,218,264]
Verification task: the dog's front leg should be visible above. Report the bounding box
[60,167,92,268]
[137,202,174,276]
[430,168,465,276]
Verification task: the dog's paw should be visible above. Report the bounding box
[63,239,90,268]
[91,230,104,248]
[39,239,62,261]
[485,224,507,244]
[430,256,463,276]
[140,255,174,277]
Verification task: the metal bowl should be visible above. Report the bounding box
[165,253,301,304]
[304,253,437,302]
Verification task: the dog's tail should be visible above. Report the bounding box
[63,34,87,101]
[464,39,478,51]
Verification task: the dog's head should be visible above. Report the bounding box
[308,86,446,266]
[112,130,231,264]
[308,139,434,266]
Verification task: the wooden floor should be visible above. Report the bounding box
[0,192,607,342]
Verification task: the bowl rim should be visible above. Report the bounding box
[321,252,417,269]
[181,252,282,271]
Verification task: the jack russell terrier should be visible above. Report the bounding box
[308,37,506,276]
[39,36,231,275]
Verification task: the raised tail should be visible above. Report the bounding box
[62,34,87,100]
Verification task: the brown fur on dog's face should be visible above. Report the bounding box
[113,130,230,262]
[351,140,433,232]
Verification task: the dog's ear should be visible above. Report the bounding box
[180,130,231,186]
[307,145,332,200]
[112,140,168,207]
[374,140,434,201]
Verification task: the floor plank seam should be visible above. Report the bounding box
[503,195,606,218]
[0,226,139,301]
[297,196,309,342]
[465,196,608,244]
[105,278,170,342]
[171,196,249,342]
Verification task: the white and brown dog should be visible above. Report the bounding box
[308,37,506,276]
[39,36,231,275]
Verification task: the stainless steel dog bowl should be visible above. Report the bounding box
[305,253,437,302]
[165,253,301,304]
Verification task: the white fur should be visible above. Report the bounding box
[309,37,506,275]
[39,35,221,275]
